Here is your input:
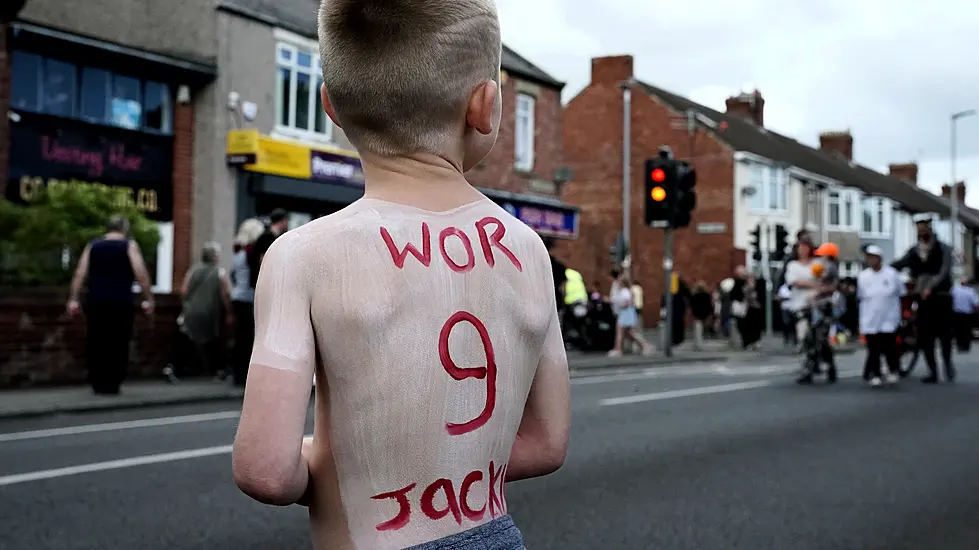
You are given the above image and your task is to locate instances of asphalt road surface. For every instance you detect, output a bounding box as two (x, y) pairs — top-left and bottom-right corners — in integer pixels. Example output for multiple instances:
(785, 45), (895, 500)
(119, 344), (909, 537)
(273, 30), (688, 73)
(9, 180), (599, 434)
(2, 352), (979, 550)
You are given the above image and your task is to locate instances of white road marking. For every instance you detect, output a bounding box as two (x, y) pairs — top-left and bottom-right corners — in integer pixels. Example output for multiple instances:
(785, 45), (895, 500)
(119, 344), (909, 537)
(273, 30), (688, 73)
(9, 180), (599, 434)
(600, 380), (773, 406)
(0, 432), (315, 486)
(0, 411), (241, 443)
(0, 445), (233, 487)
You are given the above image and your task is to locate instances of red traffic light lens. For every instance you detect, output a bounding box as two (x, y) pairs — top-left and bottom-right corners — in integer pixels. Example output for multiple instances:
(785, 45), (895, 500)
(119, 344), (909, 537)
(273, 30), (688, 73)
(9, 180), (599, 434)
(651, 168), (666, 182)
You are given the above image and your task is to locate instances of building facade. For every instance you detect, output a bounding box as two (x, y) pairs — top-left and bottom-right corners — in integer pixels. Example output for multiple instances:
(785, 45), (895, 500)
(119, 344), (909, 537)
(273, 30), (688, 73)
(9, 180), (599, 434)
(210, 0), (578, 254)
(3, 0), (218, 292)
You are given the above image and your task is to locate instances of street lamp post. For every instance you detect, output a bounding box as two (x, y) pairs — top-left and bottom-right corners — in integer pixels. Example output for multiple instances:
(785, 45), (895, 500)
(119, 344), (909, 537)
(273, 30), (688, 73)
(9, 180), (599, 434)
(950, 110), (976, 272)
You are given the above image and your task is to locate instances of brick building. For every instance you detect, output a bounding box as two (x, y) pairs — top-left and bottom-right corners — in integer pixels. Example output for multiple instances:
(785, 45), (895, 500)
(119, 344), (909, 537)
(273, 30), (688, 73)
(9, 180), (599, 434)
(557, 56), (738, 326)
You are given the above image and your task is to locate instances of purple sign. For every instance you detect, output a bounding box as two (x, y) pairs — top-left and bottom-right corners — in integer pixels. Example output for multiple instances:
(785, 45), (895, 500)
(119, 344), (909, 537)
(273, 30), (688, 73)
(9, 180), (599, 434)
(310, 150), (364, 187)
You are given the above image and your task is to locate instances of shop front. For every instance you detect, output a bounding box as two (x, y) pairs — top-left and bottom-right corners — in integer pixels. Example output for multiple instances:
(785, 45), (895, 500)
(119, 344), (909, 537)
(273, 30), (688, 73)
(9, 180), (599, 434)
(7, 110), (176, 291)
(226, 130), (580, 238)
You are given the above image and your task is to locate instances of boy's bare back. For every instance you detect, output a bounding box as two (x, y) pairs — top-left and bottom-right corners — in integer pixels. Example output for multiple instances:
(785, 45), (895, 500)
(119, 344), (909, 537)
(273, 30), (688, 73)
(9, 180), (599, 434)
(252, 198), (561, 548)
(233, 1), (569, 548)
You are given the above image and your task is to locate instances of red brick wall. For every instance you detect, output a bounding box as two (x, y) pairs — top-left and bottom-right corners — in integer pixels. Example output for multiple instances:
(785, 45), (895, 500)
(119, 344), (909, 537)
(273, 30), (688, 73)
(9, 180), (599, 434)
(466, 74), (563, 195)
(0, 21), (11, 199)
(0, 291), (181, 388)
(171, 96), (194, 286)
(556, 60), (736, 326)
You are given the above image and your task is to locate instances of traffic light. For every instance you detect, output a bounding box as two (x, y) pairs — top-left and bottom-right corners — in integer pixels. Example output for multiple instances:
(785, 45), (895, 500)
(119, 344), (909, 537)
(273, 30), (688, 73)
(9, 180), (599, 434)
(772, 224), (789, 262)
(750, 224), (762, 262)
(672, 161), (697, 228)
(644, 157), (675, 227)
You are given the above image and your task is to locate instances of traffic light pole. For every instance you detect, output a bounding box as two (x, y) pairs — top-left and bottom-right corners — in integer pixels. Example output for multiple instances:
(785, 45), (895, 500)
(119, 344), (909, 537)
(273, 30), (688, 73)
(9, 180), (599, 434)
(761, 223), (774, 339)
(663, 228), (674, 357)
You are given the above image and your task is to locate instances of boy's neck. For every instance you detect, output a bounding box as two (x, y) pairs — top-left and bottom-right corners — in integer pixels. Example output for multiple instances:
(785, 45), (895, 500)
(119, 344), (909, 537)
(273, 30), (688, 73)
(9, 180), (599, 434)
(360, 152), (485, 211)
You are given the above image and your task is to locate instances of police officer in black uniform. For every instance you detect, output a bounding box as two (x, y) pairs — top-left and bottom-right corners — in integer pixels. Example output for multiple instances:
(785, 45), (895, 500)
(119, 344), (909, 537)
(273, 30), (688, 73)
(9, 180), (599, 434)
(891, 215), (955, 383)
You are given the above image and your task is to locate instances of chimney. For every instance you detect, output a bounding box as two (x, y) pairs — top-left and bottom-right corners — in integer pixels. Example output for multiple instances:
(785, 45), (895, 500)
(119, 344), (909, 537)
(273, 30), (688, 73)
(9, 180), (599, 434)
(818, 131), (853, 160)
(724, 90), (764, 126)
(591, 55), (634, 86)
(888, 163), (919, 186)
(942, 182), (966, 203)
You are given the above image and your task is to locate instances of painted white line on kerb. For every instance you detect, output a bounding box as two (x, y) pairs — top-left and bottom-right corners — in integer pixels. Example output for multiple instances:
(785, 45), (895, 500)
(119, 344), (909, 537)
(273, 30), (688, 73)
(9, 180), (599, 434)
(600, 380), (773, 406)
(0, 411), (241, 443)
(0, 445), (233, 487)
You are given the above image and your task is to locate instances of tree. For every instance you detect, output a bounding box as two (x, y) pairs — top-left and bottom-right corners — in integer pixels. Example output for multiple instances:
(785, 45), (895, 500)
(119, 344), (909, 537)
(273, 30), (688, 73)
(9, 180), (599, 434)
(0, 184), (160, 287)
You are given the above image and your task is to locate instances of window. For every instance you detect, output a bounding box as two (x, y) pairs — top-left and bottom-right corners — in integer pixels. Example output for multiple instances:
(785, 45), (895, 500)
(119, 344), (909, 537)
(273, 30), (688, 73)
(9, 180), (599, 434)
(9, 50), (173, 134)
(860, 197), (891, 236)
(827, 189), (859, 230)
(143, 81), (172, 133)
(748, 162), (787, 212)
(276, 42), (331, 140)
(515, 94), (535, 171)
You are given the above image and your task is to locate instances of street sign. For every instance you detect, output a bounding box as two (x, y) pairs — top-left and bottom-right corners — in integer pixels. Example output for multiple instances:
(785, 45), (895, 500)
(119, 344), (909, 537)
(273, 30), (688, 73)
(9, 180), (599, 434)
(696, 222), (727, 234)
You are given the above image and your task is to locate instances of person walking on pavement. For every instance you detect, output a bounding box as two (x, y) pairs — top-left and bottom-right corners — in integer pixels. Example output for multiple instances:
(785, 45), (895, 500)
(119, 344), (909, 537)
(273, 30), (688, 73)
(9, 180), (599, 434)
(232, 2), (571, 548)
(248, 208), (290, 287)
(857, 246), (903, 387)
(66, 215), (154, 395)
(230, 218), (265, 386)
(950, 277), (978, 352)
(777, 283), (794, 347)
(175, 242), (232, 380)
(690, 281), (713, 349)
(731, 267), (762, 350)
(891, 215), (955, 383)
(608, 271), (654, 357)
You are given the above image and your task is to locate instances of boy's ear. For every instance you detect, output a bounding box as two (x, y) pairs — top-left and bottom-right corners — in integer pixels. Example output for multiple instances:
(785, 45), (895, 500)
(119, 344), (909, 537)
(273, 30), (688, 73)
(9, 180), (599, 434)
(321, 84), (342, 128)
(466, 80), (498, 136)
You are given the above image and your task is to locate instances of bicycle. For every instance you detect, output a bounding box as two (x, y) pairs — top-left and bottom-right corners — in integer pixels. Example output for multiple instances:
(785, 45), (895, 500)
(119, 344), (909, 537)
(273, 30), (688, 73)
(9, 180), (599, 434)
(894, 292), (920, 378)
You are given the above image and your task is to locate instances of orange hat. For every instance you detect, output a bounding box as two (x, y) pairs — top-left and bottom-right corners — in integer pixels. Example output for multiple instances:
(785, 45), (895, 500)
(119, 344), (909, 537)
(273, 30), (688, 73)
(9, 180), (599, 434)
(814, 242), (839, 257)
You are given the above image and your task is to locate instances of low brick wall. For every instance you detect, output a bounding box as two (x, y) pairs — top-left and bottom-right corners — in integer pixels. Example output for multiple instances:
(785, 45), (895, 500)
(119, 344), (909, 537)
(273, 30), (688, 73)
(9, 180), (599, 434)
(0, 289), (180, 388)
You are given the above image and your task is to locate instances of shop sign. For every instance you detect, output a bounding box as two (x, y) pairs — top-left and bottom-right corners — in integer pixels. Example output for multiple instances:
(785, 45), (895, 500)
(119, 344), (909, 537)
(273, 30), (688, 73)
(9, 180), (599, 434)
(7, 110), (174, 222)
(499, 200), (578, 239)
(310, 150), (364, 187)
(226, 130), (364, 187)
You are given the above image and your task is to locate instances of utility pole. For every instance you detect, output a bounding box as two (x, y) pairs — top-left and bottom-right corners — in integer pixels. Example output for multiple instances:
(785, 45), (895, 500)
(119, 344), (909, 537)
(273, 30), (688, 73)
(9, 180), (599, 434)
(950, 109), (975, 278)
(621, 83), (632, 253)
(661, 147), (675, 358)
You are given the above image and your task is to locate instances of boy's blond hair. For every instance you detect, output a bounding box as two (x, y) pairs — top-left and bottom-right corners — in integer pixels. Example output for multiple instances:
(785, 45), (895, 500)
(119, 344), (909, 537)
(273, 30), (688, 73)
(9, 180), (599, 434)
(318, 0), (501, 157)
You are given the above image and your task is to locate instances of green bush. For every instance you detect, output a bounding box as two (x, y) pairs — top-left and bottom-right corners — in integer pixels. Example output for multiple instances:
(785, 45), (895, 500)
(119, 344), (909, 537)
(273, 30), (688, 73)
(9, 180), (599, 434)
(0, 184), (160, 287)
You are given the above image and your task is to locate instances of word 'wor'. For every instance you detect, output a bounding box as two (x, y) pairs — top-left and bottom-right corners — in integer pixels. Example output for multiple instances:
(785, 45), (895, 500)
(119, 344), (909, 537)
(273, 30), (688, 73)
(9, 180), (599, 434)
(380, 217), (523, 272)
(371, 461), (508, 532)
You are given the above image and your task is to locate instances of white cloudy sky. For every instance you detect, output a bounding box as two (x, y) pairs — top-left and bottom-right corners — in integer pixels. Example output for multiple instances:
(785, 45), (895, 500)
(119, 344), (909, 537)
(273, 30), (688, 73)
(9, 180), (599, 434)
(497, 0), (979, 206)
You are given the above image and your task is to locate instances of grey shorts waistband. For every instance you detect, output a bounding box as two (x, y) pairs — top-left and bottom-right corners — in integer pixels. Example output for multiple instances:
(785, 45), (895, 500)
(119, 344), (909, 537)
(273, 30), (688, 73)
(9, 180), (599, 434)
(403, 516), (524, 550)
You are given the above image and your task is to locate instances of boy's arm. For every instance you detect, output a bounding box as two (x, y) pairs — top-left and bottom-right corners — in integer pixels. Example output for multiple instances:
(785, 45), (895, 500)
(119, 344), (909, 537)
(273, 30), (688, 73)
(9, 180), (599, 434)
(507, 262), (571, 482)
(233, 234), (317, 506)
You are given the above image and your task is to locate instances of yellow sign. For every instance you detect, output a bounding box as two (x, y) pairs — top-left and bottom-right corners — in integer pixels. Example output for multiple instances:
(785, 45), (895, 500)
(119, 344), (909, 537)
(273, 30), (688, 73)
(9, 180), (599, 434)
(247, 137), (311, 179)
(670, 273), (679, 294)
(226, 128), (259, 156)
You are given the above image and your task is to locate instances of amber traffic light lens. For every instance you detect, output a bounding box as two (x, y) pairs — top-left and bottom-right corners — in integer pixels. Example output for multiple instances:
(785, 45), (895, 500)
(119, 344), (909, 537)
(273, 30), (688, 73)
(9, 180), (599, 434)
(651, 168), (666, 182)
(651, 186), (666, 201)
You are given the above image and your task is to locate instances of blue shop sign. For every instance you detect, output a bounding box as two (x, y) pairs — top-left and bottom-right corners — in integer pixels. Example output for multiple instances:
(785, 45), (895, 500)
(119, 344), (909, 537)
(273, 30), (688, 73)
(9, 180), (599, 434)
(499, 200), (578, 238)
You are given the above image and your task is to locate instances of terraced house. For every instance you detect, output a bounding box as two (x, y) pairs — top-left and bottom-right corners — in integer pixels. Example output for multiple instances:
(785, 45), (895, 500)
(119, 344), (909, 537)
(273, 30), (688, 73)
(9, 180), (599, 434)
(560, 55), (978, 326)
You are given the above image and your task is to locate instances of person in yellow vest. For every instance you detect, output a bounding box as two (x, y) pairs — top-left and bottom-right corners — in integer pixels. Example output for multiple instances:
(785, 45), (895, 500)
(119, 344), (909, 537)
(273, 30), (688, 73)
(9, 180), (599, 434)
(564, 268), (588, 306)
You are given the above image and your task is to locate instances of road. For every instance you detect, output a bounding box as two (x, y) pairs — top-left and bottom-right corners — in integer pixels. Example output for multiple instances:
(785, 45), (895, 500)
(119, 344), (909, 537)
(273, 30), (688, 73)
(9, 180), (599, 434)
(2, 352), (979, 549)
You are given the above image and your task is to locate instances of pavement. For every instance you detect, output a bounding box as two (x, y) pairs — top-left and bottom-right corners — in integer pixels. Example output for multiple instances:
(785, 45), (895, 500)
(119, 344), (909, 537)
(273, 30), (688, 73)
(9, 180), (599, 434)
(0, 338), (856, 419)
(2, 351), (977, 549)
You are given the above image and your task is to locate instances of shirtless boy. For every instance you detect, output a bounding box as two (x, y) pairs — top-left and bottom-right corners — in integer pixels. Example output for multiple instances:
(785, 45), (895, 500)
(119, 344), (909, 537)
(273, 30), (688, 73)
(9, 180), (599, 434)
(231, 1), (571, 549)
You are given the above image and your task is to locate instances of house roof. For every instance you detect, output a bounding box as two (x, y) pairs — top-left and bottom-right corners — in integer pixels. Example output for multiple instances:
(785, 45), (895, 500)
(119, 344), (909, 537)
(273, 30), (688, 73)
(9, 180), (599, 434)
(634, 81), (979, 229)
(218, 0), (563, 89)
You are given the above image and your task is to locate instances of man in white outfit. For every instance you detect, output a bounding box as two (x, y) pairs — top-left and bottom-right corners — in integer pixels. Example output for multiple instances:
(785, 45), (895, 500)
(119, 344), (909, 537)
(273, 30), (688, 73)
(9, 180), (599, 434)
(857, 245), (904, 386)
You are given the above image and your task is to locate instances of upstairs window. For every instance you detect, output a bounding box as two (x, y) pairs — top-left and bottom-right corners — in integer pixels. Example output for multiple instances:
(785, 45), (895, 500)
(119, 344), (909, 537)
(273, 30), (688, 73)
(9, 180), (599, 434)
(276, 42), (330, 141)
(514, 93), (535, 171)
(748, 163), (787, 212)
(827, 189), (859, 230)
(11, 50), (172, 134)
